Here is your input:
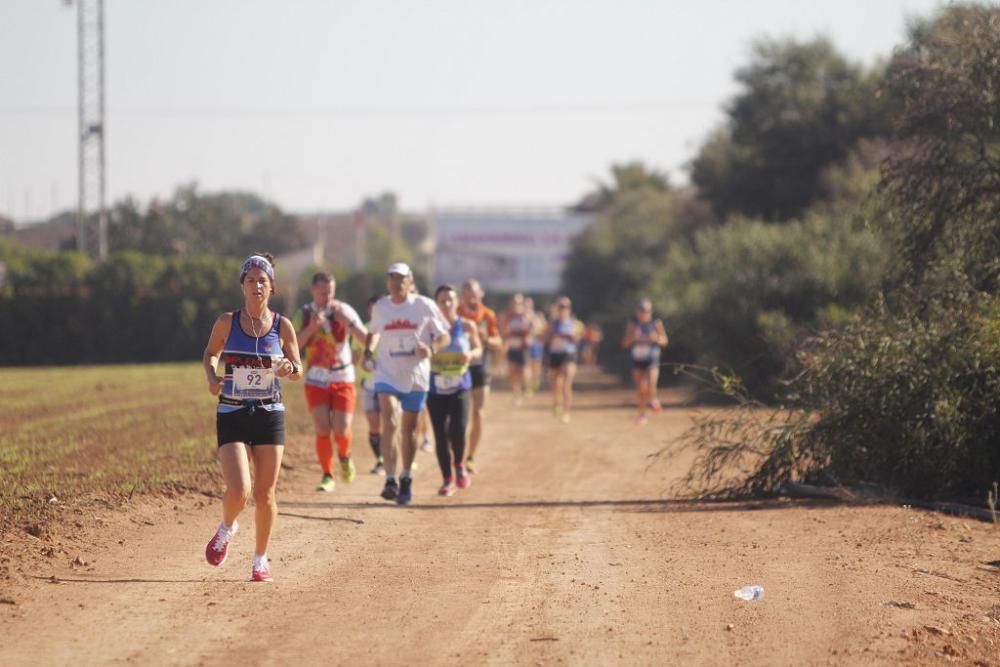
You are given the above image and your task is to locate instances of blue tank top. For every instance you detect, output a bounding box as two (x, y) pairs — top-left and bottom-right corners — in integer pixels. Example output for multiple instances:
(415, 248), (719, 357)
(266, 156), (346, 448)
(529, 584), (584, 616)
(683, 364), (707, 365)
(218, 310), (285, 413)
(550, 318), (578, 356)
(430, 317), (472, 395)
(630, 319), (661, 362)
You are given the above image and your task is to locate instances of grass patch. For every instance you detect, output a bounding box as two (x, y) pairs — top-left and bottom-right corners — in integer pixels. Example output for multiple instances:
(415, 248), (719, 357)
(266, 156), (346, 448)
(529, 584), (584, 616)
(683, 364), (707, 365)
(0, 363), (251, 537)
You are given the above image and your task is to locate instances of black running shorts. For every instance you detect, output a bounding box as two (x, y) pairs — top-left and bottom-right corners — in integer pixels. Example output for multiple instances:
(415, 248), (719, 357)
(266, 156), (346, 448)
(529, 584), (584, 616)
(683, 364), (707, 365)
(506, 348), (528, 366)
(216, 407), (286, 447)
(469, 364), (490, 389)
(548, 352), (577, 370)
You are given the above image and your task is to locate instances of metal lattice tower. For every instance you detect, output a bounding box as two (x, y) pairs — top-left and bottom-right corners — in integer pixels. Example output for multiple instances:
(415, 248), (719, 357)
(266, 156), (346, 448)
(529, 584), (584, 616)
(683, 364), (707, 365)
(74, 0), (107, 258)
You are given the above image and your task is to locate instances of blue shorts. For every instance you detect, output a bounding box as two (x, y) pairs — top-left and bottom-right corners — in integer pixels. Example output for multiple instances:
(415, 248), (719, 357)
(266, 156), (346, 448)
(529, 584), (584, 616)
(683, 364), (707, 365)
(374, 382), (428, 413)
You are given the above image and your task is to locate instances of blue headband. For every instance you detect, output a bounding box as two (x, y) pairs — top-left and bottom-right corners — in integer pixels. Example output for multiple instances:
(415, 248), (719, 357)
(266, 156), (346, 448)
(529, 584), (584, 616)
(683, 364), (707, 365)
(241, 255), (274, 281)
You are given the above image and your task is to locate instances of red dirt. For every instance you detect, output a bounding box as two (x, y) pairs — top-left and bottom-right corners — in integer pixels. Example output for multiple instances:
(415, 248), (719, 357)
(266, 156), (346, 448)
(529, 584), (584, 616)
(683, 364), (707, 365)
(1, 374), (999, 665)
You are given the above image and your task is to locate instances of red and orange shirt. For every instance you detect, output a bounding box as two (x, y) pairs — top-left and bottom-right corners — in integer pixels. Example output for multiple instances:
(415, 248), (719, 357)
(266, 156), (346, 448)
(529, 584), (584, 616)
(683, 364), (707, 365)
(294, 301), (362, 386)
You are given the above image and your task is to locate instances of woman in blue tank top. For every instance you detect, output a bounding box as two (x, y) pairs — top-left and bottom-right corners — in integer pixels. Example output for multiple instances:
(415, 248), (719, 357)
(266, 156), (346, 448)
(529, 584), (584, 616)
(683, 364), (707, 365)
(621, 298), (669, 424)
(545, 296), (582, 424)
(201, 252), (303, 583)
(428, 284), (483, 496)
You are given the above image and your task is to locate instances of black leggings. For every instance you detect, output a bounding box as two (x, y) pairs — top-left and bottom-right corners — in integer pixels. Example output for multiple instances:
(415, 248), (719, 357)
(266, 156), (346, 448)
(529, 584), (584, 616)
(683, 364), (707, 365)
(427, 390), (470, 480)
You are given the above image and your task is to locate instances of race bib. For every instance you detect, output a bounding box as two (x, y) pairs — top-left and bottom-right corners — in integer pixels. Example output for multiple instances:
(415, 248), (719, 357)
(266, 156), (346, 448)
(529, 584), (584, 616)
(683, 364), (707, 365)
(550, 337), (569, 353)
(631, 344), (653, 361)
(232, 367), (275, 399)
(507, 337), (524, 350)
(305, 366), (335, 385)
(434, 374), (465, 391)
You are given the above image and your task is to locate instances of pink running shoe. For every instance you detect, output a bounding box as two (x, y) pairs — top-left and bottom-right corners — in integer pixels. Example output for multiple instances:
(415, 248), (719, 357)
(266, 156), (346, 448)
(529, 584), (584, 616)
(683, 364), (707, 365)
(438, 478), (456, 496)
(455, 465), (471, 490)
(251, 557), (272, 582)
(205, 520), (237, 567)
(649, 399), (663, 413)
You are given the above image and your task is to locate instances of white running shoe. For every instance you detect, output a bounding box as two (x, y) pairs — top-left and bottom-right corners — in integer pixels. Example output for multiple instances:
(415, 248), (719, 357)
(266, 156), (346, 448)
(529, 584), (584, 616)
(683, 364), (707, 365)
(251, 554), (272, 582)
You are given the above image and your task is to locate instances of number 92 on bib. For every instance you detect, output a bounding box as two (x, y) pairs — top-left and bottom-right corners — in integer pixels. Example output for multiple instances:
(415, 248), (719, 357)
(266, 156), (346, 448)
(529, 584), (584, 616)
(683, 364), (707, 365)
(232, 367), (276, 398)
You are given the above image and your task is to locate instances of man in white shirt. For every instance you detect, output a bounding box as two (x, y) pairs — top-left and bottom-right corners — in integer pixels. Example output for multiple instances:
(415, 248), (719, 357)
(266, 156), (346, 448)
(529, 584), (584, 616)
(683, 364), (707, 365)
(363, 262), (450, 504)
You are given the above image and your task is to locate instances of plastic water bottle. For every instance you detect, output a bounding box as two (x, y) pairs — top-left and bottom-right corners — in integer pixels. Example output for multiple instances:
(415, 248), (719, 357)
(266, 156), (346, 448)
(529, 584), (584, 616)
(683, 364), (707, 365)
(734, 585), (764, 601)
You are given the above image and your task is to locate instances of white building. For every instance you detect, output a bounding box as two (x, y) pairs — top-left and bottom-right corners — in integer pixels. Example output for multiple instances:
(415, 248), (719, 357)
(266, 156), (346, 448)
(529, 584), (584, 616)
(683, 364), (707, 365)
(430, 207), (593, 294)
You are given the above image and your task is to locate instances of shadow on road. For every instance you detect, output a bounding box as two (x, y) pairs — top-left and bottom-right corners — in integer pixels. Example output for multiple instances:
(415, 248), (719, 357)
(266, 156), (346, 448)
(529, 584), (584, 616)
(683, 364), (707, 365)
(30, 576), (243, 584)
(279, 512), (364, 524)
(280, 497), (840, 514)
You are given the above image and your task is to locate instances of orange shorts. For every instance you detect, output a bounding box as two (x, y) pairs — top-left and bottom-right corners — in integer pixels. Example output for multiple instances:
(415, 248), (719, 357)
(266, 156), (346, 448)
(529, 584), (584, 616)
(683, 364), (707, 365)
(305, 381), (356, 413)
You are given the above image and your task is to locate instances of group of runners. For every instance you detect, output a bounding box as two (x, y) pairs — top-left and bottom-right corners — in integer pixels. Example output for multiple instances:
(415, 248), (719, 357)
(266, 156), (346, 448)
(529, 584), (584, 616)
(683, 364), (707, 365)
(200, 254), (669, 581)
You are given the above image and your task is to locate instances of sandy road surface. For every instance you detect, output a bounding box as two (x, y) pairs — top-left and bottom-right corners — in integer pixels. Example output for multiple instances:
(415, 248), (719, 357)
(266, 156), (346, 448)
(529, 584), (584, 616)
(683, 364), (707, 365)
(1, 372), (999, 665)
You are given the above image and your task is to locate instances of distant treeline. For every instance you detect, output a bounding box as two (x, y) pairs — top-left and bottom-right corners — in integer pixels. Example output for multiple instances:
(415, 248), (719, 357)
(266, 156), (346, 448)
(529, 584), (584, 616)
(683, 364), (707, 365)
(0, 187), (426, 365)
(0, 186), (309, 364)
(0, 247), (249, 365)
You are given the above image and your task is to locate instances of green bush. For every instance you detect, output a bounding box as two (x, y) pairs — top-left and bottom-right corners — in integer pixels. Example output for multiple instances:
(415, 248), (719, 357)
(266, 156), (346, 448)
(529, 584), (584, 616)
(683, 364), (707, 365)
(656, 214), (885, 398)
(0, 248), (242, 365)
(798, 289), (1000, 498)
(678, 5), (1000, 502)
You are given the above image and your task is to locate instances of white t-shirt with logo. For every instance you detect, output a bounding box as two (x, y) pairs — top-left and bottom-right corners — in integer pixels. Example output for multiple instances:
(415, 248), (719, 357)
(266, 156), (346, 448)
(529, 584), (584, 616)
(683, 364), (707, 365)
(370, 294), (450, 392)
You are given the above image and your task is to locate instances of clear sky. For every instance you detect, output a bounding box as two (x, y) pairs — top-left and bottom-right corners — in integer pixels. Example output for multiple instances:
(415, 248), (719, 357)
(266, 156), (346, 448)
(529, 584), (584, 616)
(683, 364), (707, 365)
(1, 0), (947, 222)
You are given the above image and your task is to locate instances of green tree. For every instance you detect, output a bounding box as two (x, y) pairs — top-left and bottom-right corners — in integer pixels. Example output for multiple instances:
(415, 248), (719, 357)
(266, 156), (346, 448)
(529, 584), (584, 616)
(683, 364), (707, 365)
(690, 37), (891, 222)
(563, 165), (710, 318)
(561, 164), (714, 374)
(107, 183), (309, 258)
(879, 3), (1000, 292)
(659, 214), (885, 397)
(682, 4), (1000, 500)
(571, 162), (672, 213)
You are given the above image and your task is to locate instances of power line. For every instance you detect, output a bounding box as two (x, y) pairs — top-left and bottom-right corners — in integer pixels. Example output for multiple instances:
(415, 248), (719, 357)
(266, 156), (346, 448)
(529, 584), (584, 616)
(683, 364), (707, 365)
(0, 100), (712, 119)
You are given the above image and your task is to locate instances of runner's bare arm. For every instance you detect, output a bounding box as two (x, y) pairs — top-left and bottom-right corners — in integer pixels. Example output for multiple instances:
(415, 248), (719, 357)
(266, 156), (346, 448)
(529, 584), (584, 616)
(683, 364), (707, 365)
(485, 314), (503, 352)
(422, 330), (451, 357)
(202, 313), (232, 395)
(622, 321), (636, 348)
(348, 319), (369, 345)
(655, 320), (669, 347)
(295, 309), (325, 348)
(464, 318), (483, 363)
(278, 316), (303, 380)
(363, 331), (380, 367)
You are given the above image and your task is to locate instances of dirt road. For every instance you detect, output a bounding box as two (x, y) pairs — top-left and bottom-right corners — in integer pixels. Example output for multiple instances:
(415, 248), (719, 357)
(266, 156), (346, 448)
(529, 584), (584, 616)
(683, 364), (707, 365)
(1, 373), (998, 665)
